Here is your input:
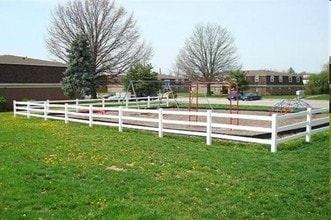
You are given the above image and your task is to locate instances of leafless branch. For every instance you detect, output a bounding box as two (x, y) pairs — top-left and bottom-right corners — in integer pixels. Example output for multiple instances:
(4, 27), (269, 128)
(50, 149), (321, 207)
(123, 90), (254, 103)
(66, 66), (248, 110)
(176, 23), (239, 83)
(46, 0), (152, 80)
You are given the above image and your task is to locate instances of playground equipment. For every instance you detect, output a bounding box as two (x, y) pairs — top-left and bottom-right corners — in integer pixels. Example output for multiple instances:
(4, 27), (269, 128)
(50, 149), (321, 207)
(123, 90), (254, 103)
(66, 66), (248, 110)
(124, 80), (139, 108)
(160, 80), (179, 108)
(125, 79), (179, 109)
(188, 81), (239, 124)
(271, 98), (312, 114)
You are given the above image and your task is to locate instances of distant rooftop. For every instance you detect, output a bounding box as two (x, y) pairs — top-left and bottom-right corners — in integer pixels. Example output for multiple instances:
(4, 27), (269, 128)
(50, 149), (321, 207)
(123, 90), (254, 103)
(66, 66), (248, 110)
(0, 55), (67, 67)
(245, 70), (294, 76)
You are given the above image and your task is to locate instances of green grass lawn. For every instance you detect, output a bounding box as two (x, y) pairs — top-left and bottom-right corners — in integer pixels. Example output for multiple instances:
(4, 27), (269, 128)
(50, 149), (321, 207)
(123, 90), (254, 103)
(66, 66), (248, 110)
(0, 113), (329, 219)
(305, 94), (329, 100)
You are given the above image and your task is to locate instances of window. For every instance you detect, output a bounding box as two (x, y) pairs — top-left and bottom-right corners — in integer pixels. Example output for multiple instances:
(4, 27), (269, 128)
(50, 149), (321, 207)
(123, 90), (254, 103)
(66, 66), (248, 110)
(296, 76), (300, 83)
(270, 75), (274, 82)
(254, 75), (259, 82)
(278, 76), (283, 83)
(289, 76), (292, 83)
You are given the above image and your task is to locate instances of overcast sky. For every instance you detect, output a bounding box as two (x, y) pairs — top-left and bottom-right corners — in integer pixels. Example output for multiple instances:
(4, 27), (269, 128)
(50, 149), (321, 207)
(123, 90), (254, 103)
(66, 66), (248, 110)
(0, 0), (329, 74)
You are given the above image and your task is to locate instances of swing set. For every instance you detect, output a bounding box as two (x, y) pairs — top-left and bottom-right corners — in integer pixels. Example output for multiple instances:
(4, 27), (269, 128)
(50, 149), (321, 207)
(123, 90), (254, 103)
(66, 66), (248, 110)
(125, 79), (179, 109)
(188, 81), (239, 124)
(125, 79), (239, 124)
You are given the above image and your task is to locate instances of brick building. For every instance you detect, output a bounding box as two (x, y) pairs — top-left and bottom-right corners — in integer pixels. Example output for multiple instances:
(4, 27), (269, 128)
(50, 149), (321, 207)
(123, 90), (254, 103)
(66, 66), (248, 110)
(245, 70), (304, 95)
(0, 55), (67, 109)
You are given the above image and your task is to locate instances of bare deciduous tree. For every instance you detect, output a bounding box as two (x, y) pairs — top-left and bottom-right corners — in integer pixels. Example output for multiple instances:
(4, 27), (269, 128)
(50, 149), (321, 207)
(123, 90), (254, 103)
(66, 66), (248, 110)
(176, 23), (239, 95)
(46, 0), (152, 85)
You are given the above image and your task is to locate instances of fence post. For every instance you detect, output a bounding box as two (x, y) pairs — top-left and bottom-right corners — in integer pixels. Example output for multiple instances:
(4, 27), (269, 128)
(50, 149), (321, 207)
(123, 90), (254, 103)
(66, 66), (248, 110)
(206, 110), (212, 145)
(44, 101), (47, 120)
(27, 102), (30, 119)
(65, 103), (68, 124)
(158, 108), (163, 138)
(271, 113), (278, 153)
(102, 98), (105, 108)
(306, 108), (312, 142)
(126, 95), (129, 109)
(118, 106), (123, 132)
(46, 99), (50, 113)
(13, 100), (16, 117)
(89, 105), (93, 127)
(75, 98), (79, 112)
(147, 96), (151, 108)
(166, 96), (169, 107)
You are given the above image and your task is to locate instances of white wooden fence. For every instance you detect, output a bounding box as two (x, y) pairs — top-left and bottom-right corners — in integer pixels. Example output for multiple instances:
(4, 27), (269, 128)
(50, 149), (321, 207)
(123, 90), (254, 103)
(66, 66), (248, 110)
(42, 96), (174, 109)
(13, 100), (329, 153)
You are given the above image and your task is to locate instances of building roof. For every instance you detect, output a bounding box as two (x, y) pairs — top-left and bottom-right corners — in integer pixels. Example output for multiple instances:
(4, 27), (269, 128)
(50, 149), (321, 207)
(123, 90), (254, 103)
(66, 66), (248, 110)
(245, 70), (294, 77)
(0, 55), (67, 67)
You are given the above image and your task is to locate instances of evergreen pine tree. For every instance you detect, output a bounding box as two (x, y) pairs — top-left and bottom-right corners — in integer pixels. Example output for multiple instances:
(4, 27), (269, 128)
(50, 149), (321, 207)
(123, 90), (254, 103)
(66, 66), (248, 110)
(62, 34), (99, 99)
(287, 67), (296, 75)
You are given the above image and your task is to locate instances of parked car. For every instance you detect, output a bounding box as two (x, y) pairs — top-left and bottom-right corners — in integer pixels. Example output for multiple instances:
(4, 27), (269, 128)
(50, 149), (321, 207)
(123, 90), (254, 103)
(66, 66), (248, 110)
(227, 93), (242, 100)
(241, 93), (262, 101)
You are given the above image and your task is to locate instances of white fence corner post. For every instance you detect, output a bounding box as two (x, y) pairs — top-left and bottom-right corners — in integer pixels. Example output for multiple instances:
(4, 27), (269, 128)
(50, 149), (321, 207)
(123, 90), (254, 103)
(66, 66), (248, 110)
(89, 105), (93, 127)
(206, 110), (212, 145)
(44, 101), (48, 120)
(306, 108), (312, 142)
(102, 98), (105, 108)
(118, 106), (123, 132)
(27, 102), (30, 119)
(271, 113), (278, 153)
(158, 108), (163, 138)
(13, 100), (16, 117)
(147, 96), (151, 108)
(64, 103), (68, 124)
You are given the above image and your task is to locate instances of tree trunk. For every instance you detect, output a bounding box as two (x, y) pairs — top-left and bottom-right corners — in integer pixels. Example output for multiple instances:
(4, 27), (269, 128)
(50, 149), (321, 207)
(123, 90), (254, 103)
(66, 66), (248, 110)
(207, 84), (212, 96)
(91, 89), (98, 99)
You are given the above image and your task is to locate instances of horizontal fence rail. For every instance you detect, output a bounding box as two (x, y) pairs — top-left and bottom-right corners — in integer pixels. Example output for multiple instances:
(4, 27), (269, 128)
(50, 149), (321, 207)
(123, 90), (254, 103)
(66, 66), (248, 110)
(13, 99), (329, 153)
(46, 96), (173, 109)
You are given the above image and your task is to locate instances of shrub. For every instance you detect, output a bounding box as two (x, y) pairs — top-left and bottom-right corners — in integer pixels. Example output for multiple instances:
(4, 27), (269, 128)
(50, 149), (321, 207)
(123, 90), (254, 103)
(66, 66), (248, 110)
(304, 71), (328, 95)
(122, 63), (161, 97)
(0, 95), (6, 112)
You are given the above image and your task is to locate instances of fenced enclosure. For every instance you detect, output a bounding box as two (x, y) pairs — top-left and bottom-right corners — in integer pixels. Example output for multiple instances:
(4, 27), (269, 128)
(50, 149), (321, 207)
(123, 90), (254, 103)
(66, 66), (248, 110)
(13, 98), (329, 153)
(35, 95), (176, 109)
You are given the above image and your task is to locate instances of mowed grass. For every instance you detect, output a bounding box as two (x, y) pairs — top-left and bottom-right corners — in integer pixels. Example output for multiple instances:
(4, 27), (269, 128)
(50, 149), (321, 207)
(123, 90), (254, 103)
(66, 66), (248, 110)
(0, 113), (329, 219)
